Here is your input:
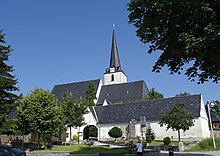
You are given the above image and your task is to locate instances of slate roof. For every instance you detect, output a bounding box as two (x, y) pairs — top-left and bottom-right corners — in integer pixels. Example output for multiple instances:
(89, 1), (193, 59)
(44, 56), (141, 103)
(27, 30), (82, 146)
(96, 80), (149, 105)
(210, 111), (220, 123)
(93, 94), (201, 124)
(109, 28), (121, 71)
(52, 79), (101, 101)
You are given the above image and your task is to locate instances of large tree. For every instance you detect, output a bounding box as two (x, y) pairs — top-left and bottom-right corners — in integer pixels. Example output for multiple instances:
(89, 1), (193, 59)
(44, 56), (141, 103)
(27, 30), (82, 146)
(60, 91), (87, 140)
(127, 0), (220, 84)
(146, 88), (164, 100)
(159, 103), (194, 142)
(0, 30), (18, 129)
(16, 88), (65, 147)
(60, 83), (96, 140)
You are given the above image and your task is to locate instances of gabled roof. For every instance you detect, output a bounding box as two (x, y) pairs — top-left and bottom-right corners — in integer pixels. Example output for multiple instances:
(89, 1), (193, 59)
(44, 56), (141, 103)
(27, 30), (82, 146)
(52, 79), (101, 101)
(96, 80), (149, 105)
(93, 94), (201, 124)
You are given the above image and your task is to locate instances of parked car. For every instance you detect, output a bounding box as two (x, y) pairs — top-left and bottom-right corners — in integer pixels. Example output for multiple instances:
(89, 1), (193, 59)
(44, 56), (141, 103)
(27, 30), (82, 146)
(0, 146), (26, 156)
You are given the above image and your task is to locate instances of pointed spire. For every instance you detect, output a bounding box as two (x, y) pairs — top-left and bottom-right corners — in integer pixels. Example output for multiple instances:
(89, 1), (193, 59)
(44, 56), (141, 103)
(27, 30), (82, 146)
(109, 25), (121, 71)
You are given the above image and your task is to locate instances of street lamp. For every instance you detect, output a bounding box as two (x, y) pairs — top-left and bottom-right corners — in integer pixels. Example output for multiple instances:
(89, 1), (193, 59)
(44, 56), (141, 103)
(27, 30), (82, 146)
(207, 102), (216, 149)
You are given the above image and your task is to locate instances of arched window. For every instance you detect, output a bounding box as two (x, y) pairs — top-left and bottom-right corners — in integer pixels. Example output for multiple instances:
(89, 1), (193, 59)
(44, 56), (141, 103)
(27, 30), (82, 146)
(111, 74), (114, 81)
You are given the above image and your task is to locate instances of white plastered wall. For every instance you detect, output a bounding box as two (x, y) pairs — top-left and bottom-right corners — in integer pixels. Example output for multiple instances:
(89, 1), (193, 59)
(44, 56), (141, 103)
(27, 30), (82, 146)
(66, 109), (97, 142)
(97, 123), (128, 141)
(104, 72), (127, 85)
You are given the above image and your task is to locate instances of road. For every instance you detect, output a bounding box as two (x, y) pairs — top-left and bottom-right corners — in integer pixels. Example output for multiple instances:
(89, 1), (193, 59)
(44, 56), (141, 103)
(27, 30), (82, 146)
(160, 151), (220, 156)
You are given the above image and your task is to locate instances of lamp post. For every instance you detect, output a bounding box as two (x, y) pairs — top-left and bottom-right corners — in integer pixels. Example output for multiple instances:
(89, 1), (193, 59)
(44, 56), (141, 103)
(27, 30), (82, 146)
(207, 102), (216, 149)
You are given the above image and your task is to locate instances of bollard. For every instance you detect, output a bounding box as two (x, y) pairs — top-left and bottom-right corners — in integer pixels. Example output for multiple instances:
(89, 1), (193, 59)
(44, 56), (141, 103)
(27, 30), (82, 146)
(168, 147), (174, 156)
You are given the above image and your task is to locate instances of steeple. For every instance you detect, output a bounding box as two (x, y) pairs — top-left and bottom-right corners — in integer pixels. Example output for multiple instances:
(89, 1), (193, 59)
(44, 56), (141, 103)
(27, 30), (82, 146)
(104, 25), (127, 85)
(109, 26), (121, 71)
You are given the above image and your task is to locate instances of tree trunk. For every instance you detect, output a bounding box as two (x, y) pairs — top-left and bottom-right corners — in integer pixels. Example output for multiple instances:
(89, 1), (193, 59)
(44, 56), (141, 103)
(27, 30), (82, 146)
(178, 129), (180, 142)
(69, 126), (72, 144)
(38, 133), (40, 149)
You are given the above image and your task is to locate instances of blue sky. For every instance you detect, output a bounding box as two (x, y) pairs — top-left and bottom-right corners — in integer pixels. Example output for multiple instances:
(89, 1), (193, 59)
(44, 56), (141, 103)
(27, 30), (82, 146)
(1, 0), (219, 103)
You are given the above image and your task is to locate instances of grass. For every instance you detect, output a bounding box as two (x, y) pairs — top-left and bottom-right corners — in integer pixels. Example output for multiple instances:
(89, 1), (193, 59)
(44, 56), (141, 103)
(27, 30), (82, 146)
(148, 140), (178, 146)
(34, 144), (134, 154)
(187, 137), (220, 151)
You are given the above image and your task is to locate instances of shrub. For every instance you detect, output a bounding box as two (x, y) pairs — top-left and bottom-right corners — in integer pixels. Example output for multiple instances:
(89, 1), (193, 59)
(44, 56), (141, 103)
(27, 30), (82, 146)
(146, 135), (152, 144)
(108, 127), (122, 141)
(73, 134), (78, 140)
(89, 126), (98, 137)
(163, 137), (171, 145)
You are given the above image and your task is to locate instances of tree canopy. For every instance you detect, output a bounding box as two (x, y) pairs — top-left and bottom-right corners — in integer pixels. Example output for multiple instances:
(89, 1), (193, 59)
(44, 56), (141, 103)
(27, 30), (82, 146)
(159, 103), (194, 141)
(60, 91), (87, 128)
(127, 0), (220, 84)
(85, 82), (97, 106)
(0, 30), (18, 129)
(16, 88), (65, 146)
(146, 88), (164, 99)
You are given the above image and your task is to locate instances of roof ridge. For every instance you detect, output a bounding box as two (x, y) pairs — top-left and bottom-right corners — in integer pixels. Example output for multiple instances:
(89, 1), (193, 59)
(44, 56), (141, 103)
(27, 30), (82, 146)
(53, 79), (101, 86)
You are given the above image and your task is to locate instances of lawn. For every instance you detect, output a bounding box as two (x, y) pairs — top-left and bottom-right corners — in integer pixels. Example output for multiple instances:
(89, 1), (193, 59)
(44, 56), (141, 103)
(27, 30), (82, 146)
(187, 137), (220, 151)
(35, 144), (134, 154)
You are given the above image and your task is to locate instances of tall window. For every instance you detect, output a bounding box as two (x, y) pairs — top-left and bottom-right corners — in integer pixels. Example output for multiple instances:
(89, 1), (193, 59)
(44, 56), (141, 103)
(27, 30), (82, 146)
(111, 74), (114, 81)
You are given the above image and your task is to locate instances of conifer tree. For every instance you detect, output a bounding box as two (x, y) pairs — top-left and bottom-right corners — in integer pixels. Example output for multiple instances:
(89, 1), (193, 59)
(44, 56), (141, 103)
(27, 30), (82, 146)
(85, 82), (96, 106)
(0, 30), (18, 129)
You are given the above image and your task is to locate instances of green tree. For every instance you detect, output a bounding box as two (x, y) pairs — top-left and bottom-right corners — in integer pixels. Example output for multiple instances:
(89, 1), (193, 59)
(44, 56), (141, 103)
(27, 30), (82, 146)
(0, 30), (19, 130)
(86, 82), (97, 106)
(16, 88), (65, 147)
(145, 124), (155, 141)
(60, 91), (87, 141)
(159, 103), (194, 142)
(175, 92), (190, 97)
(127, 0), (220, 84)
(108, 127), (122, 142)
(146, 88), (164, 100)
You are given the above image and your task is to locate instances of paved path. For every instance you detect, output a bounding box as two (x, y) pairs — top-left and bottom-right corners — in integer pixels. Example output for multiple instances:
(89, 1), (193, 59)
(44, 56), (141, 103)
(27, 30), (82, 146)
(160, 150), (220, 156)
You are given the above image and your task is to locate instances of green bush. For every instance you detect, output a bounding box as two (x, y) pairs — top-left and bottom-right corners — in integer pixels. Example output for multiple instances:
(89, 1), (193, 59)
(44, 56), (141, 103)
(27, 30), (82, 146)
(73, 134), (78, 140)
(187, 137), (220, 151)
(146, 135), (152, 143)
(89, 126), (98, 137)
(108, 127), (122, 141)
(163, 137), (171, 145)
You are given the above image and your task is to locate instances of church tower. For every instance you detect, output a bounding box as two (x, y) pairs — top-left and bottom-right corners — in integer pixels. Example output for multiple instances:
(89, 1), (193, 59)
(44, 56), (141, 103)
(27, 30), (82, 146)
(104, 26), (127, 85)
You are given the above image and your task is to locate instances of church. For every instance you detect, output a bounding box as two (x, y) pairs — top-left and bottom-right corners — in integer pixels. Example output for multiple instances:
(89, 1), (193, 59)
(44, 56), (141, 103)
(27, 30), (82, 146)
(52, 28), (210, 142)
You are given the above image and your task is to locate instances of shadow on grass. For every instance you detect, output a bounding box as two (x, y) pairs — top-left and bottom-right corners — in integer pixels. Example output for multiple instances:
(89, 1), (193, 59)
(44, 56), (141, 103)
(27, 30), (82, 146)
(70, 146), (133, 154)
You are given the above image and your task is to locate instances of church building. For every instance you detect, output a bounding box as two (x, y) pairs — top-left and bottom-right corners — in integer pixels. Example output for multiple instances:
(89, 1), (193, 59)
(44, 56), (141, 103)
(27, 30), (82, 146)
(52, 27), (210, 142)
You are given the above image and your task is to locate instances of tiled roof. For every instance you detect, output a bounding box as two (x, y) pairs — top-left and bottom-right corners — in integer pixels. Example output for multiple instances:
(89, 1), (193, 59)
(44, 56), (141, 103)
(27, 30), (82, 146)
(52, 79), (101, 101)
(94, 94), (201, 124)
(96, 80), (149, 105)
